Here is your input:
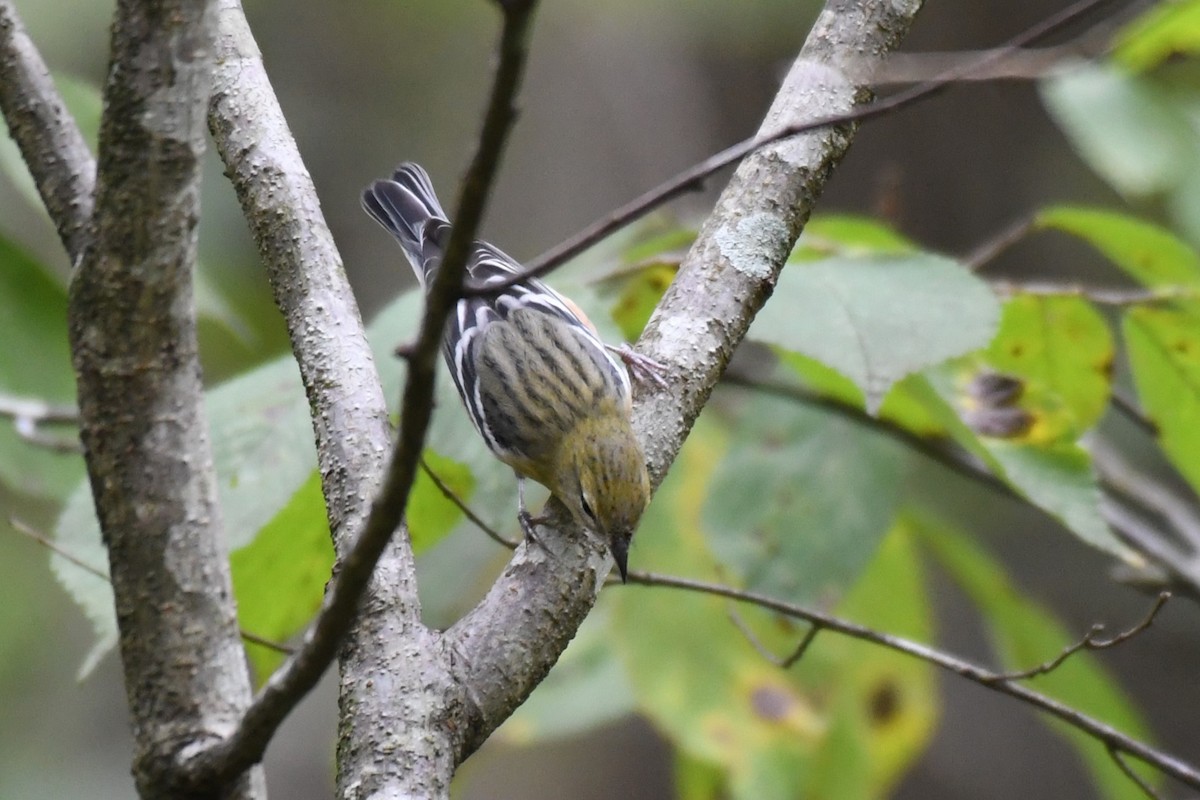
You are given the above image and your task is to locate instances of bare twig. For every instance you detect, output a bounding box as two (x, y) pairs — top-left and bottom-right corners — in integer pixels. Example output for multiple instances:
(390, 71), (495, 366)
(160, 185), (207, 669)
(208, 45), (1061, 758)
(238, 631), (294, 656)
(0, 394), (78, 424)
(990, 280), (1191, 306)
(984, 592), (1169, 683)
(0, 394), (81, 452)
(728, 606), (819, 669)
(1111, 386), (1158, 436)
(465, 0), (1117, 295)
(626, 570), (1200, 792)
(1100, 496), (1200, 601)
(720, 371), (1013, 498)
(10, 516), (293, 656)
(420, 458), (518, 549)
(10, 515), (107, 580)
(963, 216), (1035, 271)
(0, 0), (95, 260)
(1109, 744), (1164, 800)
(1094, 437), (1200, 553)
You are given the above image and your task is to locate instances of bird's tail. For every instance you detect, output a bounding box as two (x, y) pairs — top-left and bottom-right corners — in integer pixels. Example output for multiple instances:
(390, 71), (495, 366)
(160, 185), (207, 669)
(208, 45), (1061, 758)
(362, 162), (450, 288)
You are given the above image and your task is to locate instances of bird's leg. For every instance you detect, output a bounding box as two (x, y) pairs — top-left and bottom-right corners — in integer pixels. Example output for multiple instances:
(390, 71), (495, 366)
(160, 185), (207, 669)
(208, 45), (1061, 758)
(516, 474), (548, 545)
(608, 343), (669, 389)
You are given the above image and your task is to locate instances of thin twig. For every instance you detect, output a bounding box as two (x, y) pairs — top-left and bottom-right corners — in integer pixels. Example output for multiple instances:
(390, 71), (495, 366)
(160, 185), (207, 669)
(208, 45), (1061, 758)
(728, 606), (819, 669)
(180, 0), (540, 787)
(1111, 387), (1158, 436)
(465, 0), (1117, 295)
(10, 515), (107, 580)
(872, 0), (1148, 85)
(0, 395), (82, 452)
(984, 592), (1169, 683)
(963, 216), (1036, 271)
(10, 516), (293, 655)
(1094, 437), (1200, 553)
(0, 395), (79, 424)
(1109, 744), (1164, 800)
(990, 280), (1191, 306)
(0, 0), (95, 260)
(625, 570), (1200, 792)
(1100, 496), (1200, 602)
(239, 631), (294, 656)
(720, 371), (1014, 498)
(420, 458), (518, 549)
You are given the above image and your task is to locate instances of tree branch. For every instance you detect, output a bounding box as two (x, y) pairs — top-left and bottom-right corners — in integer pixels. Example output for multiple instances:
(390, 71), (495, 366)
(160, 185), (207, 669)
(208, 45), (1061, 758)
(982, 591), (1169, 683)
(444, 0), (925, 764)
(0, 392), (81, 452)
(10, 515), (293, 655)
(627, 571), (1200, 792)
(207, 0), (392, 556)
(466, 0), (1116, 294)
(66, 0), (263, 796)
(0, 0), (95, 260)
(176, 0), (541, 793)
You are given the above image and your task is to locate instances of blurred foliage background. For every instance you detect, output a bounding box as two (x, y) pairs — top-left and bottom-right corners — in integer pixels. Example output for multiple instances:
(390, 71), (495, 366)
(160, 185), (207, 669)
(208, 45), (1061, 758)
(3, 0), (1200, 798)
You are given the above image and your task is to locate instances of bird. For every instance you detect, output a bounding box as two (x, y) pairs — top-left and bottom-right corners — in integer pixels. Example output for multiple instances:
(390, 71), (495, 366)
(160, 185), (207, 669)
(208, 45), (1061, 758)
(362, 162), (658, 580)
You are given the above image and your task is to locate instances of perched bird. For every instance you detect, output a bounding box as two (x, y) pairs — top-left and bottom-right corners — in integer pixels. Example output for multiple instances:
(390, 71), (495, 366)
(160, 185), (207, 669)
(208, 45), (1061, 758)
(362, 163), (656, 580)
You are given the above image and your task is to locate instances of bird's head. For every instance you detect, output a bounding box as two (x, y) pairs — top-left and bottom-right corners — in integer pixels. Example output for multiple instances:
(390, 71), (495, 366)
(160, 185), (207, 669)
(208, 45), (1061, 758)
(553, 412), (651, 581)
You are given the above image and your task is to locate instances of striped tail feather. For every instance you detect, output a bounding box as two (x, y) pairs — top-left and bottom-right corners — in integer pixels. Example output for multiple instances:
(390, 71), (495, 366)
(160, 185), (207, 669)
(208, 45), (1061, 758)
(362, 162), (450, 287)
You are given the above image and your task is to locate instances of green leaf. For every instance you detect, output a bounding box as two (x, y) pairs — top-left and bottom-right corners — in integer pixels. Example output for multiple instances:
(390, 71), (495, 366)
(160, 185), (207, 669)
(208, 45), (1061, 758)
(674, 751), (727, 800)
(1036, 205), (1200, 289)
(777, 352), (976, 444)
(983, 294), (1114, 440)
(917, 516), (1157, 800)
(205, 357), (320, 550)
(794, 214), (917, 259)
(231, 472), (332, 682)
(751, 253), (1000, 413)
(612, 419), (936, 800)
(988, 441), (1129, 559)
(799, 518), (937, 797)
(1041, 63), (1197, 197)
(609, 262), (677, 342)
(1124, 305), (1200, 494)
(703, 394), (907, 605)
(1114, 0), (1200, 71)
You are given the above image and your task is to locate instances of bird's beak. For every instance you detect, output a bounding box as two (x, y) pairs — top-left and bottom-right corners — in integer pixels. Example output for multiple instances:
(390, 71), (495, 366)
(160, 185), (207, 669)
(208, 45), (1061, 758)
(610, 536), (629, 583)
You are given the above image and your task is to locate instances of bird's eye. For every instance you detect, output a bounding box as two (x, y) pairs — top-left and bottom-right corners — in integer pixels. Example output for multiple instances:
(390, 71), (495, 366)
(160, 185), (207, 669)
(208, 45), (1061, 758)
(580, 493), (596, 522)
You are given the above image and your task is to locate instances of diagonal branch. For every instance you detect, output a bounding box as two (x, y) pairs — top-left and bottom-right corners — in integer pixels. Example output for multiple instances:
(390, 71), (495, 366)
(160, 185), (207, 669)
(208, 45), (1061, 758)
(466, 0), (1117, 295)
(208, 0), (392, 554)
(0, 0), (95, 260)
(178, 0), (541, 793)
(445, 0), (925, 763)
(628, 571), (1200, 792)
(983, 591), (1170, 683)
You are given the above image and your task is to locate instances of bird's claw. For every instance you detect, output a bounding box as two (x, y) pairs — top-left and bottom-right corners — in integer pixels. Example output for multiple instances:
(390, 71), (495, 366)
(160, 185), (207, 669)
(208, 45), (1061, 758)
(610, 343), (669, 389)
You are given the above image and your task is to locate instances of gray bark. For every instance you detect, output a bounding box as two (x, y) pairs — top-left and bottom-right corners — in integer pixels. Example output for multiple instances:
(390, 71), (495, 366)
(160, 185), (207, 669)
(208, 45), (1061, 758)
(67, 0), (264, 797)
